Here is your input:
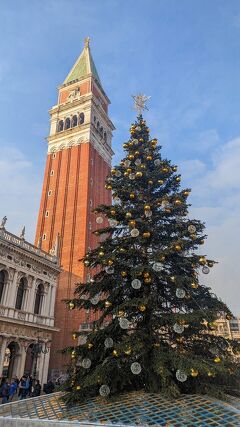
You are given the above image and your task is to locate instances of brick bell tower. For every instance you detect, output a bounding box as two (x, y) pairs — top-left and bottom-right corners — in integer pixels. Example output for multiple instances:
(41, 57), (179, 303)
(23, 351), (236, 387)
(35, 38), (114, 373)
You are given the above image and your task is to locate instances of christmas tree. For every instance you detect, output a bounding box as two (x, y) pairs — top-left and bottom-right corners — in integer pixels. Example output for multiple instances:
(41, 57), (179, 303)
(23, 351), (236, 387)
(64, 108), (240, 403)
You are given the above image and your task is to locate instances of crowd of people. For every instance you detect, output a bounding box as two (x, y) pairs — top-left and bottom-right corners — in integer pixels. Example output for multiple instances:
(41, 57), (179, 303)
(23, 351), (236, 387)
(0, 376), (55, 404)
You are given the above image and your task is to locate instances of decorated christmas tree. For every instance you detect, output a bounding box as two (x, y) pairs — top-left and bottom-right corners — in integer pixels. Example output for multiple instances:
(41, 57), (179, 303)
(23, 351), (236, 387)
(64, 98), (239, 403)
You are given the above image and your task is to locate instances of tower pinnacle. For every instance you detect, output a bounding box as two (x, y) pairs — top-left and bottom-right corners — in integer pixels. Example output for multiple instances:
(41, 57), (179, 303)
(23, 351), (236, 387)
(63, 37), (101, 85)
(84, 36), (90, 48)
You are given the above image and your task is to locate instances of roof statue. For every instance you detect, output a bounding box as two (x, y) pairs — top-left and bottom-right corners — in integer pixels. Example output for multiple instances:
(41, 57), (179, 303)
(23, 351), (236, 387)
(20, 226), (25, 240)
(132, 93), (151, 114)
(63, 37), (101, 85)
(0, 216), (7, 229)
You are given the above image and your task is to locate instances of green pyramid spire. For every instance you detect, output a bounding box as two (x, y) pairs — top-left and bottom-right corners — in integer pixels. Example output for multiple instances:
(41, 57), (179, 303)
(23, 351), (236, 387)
(63, 37), (101, 85)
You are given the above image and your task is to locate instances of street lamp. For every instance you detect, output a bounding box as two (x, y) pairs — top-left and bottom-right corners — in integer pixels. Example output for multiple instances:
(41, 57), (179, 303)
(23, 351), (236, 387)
(23, 338), (51, 380)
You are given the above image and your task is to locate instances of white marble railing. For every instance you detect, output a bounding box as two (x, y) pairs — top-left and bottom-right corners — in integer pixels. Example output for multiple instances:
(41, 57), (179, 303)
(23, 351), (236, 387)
(0, 229), (58, 264)
(0, 305), (54, 327)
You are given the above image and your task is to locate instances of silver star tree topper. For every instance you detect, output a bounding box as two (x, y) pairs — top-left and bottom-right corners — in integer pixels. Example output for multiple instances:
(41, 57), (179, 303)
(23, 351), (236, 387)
(132, 94), (151, 114)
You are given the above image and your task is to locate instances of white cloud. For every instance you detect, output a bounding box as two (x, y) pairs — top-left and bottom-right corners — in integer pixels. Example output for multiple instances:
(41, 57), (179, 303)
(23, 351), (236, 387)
(0, 145), (41, 242)
(185, 136), (240, 315)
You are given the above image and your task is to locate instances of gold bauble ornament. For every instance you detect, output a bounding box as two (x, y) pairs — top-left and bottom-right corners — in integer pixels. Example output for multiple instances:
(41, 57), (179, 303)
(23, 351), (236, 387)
(172, 166), (178, 172)
(174, 199), (182, 205)
(226, 314), (232, 320)
(118, 310), (125, 317)
(134, 150), (140, 155)
(148, 180), (153, 185)
(130, 193), (135, 199)
(159, 255), (165, 261)
(110, 209), (116, 216)
(162, 167), (169, 173)
(139, 138), (144, 142)
(129, 220), (136, 227)
(199, 240), (205, 245)
(130, 130), (135, 135)
(191, 282), (198, 289)
(140, 164), (146, 169)
(121, 271), (127, 277)
(146, 155), (152, 161)
(72, 333), (77, 340)
(119, 248), (126, 253)
(143, 231), (151, 238)
(207, 371), (214, 377)
(105, 301), (112, 308)
(124, 348), (132, 355)
(76, 385), (81, 390)
(154, 343), (160, 347)
(175, 244), (182, 251)
(111, 169), (116, 175)
(126, 168), (132, 173)
(136, 171), (143, 178)
(99, 251), (105, 257)
(139, 304), (146, 312)
(71, 350), (76, 358)
(190, 234), (197, 240)
(128, 154), (134, 160)
(128, 142), (133, 147)
(108, 259), (114, 266)
(183, 190), (190, 197)
(214, 357), (221, 363)
(105, 184), (112, 190)
(199, 256), (206, 265)
(190, 369), (199, 377)
(144, 277), (152, 284)
(112, 349), (118, 356)
(144, 205), (151, 211)
(143, 272), (149, 278)
(158, 179), (164, 185)
(69, 301), (75, 310)
(176, 177), (181, 182)
(84, 260), (90, 266)
(170, 276), (176, 282)
(126, 212), (132, 218)
(207, 261), (214, 267)
(124, 171), (129, 177)
(123, 143), (128, 149)
(87, 343), (93, 349)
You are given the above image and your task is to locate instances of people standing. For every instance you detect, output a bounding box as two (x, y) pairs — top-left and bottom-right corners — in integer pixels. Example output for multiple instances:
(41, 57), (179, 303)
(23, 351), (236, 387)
(32, 380), (41, 397)
(0, 378), (9, 404)
(9, 379), (18, 401)
(18, 376), (28, 400)
(43, 379), (55, 394)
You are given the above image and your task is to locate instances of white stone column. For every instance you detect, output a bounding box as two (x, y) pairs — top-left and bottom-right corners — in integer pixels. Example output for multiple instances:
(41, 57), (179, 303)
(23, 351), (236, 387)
(28, 277), (37, 313)
(40, 349), (50, 385)
(7, 270), (18, 307)
(0, 337), (8, 376)
(50, 286), (57, 317)
(17, 345), (27, 378)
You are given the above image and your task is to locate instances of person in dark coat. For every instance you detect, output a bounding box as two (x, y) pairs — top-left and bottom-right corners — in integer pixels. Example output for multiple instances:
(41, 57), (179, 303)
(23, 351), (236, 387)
(0, 378), (9, 404)
(43, 379), (55, 394)
(32, 380), (41, 397)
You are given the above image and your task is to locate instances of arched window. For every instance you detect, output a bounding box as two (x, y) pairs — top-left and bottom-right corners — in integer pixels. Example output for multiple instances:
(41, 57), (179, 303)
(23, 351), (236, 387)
(97, 121), (100, 130)
(79, 113), (84, 125)
(72, 115), (78, 127)
(0, 271), (6, 303)
(100, 126), (103, 136)
(104, 132), (107, 144)
(15, 278), (26, 310)
(34, 283), (44, 315)
(57, 120), (64, 132)
(65, 118), (71, 130)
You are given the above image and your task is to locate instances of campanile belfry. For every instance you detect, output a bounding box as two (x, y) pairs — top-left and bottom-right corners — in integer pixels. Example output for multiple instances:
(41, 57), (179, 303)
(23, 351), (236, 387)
(35, 38), (114, 372)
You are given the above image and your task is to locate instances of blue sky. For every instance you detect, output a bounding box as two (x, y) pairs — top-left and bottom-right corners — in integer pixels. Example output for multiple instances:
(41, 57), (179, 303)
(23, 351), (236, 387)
(0, 0), (240, 313)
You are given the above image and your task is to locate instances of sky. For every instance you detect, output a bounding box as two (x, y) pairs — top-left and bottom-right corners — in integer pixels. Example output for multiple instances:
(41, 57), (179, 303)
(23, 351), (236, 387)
(0, 0), (240, 314)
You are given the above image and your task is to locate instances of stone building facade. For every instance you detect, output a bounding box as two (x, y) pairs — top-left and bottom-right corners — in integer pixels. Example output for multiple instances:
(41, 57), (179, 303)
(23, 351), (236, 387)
(0, 223), (60, 384)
